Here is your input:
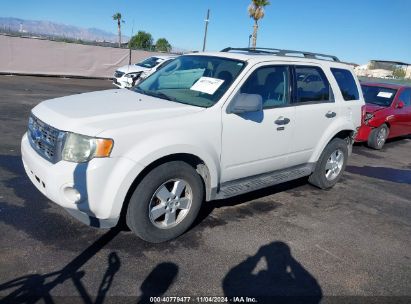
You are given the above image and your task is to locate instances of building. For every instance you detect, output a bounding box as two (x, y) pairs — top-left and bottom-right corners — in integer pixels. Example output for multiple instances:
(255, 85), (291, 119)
(354, 60), (410, 79)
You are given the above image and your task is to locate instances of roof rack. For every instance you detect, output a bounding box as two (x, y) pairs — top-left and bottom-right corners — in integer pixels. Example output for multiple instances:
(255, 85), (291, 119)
(221, 47), (340, 62)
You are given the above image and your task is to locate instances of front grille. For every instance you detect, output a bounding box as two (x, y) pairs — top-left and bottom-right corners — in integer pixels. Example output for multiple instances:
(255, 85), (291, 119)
(114, 70), (125, 78)
(28, 114), (64, 163)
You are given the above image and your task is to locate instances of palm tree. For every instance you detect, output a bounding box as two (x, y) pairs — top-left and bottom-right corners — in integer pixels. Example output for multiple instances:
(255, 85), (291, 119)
(248, 0), (270, 49)
(112, 12), (124, 47)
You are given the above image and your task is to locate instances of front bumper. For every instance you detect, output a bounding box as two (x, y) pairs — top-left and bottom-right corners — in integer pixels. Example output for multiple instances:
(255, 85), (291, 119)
(355, 124), (373, 142)
(113, 73), (142, 89)
(21, 133), (143, 228)
(113, 77), (131, 89)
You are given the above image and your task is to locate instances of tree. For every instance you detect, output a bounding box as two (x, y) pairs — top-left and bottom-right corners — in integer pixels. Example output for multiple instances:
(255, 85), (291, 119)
(112, 12), (124, 47)
(128, 31), (154, 50)
(393, 67), (406, 79)
(155, 38), (172, 52)
(367, 61), (376, 70)
(248, 0), (270, 49)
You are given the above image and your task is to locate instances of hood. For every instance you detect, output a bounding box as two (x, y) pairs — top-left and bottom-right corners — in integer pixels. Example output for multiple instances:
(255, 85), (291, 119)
(116, 65), (148, 74)
(32, 89), (204, 136)
(364, 103), (387, 113)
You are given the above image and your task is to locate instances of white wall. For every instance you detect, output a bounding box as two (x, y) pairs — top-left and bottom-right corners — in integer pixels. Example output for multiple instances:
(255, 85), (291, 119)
(0, 35), (169, 78)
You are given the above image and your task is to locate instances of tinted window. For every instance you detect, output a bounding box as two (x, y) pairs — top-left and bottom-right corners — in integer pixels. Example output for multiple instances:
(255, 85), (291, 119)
(361, 85), (397, 107)
(399, 89), (411, 107)
(240, 66), (290, 108)
(295, 66), (330, 103)
(331, 68), (359, 101)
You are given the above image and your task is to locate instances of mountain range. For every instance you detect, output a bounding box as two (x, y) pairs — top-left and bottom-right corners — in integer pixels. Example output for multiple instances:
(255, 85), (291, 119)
(0, 17), (128, 42)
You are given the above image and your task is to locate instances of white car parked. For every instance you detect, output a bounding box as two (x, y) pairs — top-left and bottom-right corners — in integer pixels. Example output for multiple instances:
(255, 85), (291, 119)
(113, 55), (176, 88)
(22, 47), (364, 243)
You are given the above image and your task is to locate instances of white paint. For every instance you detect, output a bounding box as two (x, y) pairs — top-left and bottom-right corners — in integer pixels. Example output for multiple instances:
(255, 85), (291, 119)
(22, 51), (364, 230)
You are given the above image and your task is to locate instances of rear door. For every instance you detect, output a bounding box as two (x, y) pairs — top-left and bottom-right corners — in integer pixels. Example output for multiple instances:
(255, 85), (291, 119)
(396, 88), (411, 134)
(288, 64), (339, 166)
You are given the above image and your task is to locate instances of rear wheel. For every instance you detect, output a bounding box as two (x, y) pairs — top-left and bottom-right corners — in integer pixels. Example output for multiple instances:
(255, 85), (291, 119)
(367, 124), (389, 150)
(309, 138), (348, 189)
(126, 161), (204, 243)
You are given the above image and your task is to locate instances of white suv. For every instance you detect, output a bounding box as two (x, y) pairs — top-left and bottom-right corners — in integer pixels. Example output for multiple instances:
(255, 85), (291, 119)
(21, 48), (364, 243)
(113, 55), (176, 88)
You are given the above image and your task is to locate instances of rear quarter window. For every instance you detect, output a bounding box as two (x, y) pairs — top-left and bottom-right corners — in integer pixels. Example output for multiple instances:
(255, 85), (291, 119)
(331, 68), (360, 101)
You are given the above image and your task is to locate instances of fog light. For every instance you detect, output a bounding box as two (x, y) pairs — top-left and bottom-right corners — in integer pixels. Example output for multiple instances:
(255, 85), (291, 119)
(63, 186), (81, 204)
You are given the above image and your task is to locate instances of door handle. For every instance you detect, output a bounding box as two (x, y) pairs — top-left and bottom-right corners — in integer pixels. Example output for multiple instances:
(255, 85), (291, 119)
(325, 111), (336, 118)
(275, 116), (290, 125)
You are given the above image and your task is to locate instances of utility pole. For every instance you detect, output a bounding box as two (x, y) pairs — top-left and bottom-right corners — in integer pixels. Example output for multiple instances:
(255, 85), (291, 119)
(129, 20), (134, 66)
(202, 9), (210, 52)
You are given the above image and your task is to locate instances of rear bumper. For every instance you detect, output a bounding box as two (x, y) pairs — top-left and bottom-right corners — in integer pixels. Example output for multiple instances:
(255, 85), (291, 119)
(21, 133), (143, 228)
(355, 125), (372, 142)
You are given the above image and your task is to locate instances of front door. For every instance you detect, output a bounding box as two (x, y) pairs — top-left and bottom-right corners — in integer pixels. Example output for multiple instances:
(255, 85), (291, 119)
(221, 65), (295, 183)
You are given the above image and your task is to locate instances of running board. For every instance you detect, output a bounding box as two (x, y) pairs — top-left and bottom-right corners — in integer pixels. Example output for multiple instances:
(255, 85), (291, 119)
(215, 163), (315, 200)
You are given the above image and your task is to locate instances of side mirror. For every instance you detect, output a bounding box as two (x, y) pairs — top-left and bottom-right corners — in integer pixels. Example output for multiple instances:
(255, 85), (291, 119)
(396, 101), (405, 109)
(229, 93), (263, 114)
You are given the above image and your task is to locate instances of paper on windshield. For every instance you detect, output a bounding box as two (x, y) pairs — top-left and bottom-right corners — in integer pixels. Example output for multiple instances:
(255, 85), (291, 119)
(190, 77), (224, 95)
(377, 91), (393, 98)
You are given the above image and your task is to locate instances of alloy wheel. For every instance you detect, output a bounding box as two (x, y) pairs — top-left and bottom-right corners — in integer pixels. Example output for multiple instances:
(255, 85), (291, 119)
(148, 179), (193, 229)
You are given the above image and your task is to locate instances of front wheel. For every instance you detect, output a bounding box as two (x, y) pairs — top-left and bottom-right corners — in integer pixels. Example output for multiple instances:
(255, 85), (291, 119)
(126, 161), (204, 243)
(367, 124), (389, 150)
(309, 138), (348, 189)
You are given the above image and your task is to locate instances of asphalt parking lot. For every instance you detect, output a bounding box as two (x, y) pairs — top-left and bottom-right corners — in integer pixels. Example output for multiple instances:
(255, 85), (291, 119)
(0, 75), (410, 303)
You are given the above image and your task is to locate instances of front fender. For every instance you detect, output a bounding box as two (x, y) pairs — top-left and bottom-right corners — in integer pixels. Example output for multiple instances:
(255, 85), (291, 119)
(123, 132), (221, 194)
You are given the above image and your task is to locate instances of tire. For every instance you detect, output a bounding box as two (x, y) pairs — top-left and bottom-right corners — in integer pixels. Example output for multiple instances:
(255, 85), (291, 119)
(308, 138), (348, 189)
(367, 124), (389, 150)
(126, 161), (204, 243)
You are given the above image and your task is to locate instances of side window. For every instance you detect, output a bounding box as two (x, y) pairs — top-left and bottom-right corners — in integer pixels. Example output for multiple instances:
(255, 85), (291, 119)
(331, 68), (360, 101)
(294, 66), (331, 103)
(399, 89), (411, 107)
(240, 66), (290, 109)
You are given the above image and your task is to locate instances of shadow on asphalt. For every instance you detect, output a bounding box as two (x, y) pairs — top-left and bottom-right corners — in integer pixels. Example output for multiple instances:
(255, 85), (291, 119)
(193, 177), (308, 229)
(223, 241), (322, 304)
(138, 262), (179, 304)
(346, 165), (411, 184)
(0, 228), (121, 303)
(0, 227), (178, 303)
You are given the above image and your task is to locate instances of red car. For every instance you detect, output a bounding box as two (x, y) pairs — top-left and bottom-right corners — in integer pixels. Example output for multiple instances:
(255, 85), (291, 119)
(356, 82), (411, 149)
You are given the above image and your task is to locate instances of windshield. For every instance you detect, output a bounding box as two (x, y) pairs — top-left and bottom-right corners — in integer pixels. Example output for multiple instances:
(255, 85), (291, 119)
(134, 55), (246, 108)
(136, 57), (162, 68)
(361, 85), (397, 107)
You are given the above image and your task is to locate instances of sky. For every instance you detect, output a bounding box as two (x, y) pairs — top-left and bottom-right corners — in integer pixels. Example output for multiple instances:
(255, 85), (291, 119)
(1, 0), (410, 64)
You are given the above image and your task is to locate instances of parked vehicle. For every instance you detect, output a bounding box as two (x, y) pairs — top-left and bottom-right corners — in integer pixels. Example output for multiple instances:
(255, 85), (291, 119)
(356, 82), (411, 149)
(113, 55), (176, 88)
(21, 47), (363, 242)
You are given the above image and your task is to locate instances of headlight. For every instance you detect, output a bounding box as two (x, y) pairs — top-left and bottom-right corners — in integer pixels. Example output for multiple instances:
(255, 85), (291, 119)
(364, 113), (374, 124)
(125, 72), (140, 79)
(62, 133), (114, 163)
